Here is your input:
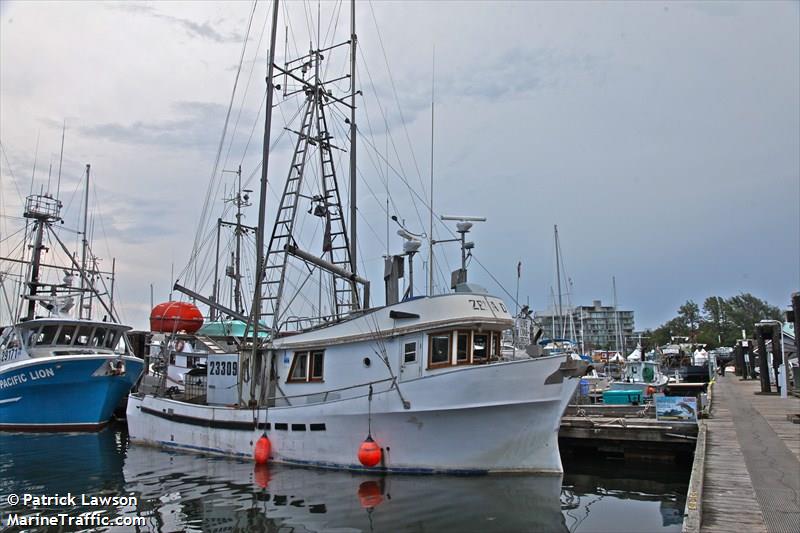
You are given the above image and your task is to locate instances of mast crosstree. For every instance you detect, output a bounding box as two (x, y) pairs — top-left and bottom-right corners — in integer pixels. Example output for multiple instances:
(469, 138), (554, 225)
(260, 45), (360, 332)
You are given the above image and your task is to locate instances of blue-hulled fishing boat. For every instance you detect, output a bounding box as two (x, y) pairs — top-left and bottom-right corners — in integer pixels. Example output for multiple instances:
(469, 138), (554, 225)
(0, 193), (143, 431)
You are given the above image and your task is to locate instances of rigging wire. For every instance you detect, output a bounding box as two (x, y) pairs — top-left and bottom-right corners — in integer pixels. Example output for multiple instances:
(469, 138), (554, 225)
(190, 0), (259, 289)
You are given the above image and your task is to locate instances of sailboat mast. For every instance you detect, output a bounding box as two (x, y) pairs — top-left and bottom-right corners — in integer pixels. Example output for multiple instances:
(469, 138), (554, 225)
(79, 164), (90, 319)
(349, 0), (357, 276)
(250, 0), (281, 345)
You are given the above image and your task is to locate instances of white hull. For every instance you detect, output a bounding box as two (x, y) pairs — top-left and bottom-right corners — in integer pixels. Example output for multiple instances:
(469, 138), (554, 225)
(127, 355), (580, 474)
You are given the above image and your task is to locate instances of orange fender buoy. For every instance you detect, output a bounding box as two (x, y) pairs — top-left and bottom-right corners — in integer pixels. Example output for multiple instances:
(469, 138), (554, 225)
(358, 436), (382, 468)
(646, 386), (656, 396)
(254, 435), (271, 464)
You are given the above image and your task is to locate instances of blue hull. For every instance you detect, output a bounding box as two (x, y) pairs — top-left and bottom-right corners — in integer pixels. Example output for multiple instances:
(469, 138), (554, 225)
(0, 357), (143, 430)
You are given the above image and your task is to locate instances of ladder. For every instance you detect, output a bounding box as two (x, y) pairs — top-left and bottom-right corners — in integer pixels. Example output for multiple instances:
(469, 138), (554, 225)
(260, 94), (316, 329)
(316, 102), (359, 317)
(259, 85), (359, 330)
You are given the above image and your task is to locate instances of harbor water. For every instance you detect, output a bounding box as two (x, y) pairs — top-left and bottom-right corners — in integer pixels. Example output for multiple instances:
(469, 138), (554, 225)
(0, 424), (689, 532)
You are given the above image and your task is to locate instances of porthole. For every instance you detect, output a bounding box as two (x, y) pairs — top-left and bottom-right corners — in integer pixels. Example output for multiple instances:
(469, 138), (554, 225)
(363, 357), (371, 368)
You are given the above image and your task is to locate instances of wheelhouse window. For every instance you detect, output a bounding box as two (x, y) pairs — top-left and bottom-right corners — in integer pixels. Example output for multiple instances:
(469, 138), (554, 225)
(427, 329), (504, 369)
(32, 325), (60, 346)
(473, 334), (488, 362)
(91, 328), (108, 347)
(456, 332), (470, 363)
(56, 326), (76, 345)
(288, 350), (325, 383)
(403, 342), (417, 364)
(105, 331), (120, 349)
(74, 327), (90, 346)
(429, 334), (451, 367)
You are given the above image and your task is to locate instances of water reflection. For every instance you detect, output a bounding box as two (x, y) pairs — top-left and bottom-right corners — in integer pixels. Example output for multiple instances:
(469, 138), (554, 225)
(561, 459), (688, 532)
(122, 445), (567, 532)
(1, 425), (686, 532)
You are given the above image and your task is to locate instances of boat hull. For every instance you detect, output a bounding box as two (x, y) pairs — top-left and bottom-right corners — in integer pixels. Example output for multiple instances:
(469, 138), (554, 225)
(0, 356), (143, 431)
(127, 355), (581, 474)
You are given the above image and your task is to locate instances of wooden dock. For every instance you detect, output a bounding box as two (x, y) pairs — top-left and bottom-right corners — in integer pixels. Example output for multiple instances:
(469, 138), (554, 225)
(683, 375), (800, 533)
(560, 403), (697, 462)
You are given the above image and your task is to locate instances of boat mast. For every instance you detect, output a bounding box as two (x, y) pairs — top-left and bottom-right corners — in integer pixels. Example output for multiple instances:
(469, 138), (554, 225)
(613, 275), (622, 353)
(248, 0), (281, 393)
(554, 224), (563, 334)
(79, 164), (90, 319)
(22, 195), (62, 321)
(211, 218), (221, 321)
(25, 219), (46, 321)
(427, 49), (435, 296)
(349, 0), (358, 278)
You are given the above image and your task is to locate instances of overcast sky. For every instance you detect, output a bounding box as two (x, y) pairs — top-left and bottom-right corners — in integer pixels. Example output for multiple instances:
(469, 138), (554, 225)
(1, 0), (798, 331)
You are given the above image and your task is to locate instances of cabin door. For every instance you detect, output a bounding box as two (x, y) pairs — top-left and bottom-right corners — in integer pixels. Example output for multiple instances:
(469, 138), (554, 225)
(399, 338), (422, 381)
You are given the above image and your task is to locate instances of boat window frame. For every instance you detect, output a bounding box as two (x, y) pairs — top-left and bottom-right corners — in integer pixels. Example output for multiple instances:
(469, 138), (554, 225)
(31, 325), (61, 346)
(56, 325), (77, 345)
(105, 330), (120, 349)
(455, 331), (471, 364)
(472, 333), (489, 363)
(403, 341), (417, 364)
(427, 329), (505, 369)
(287, 349), (325, 383)
(90, 327), (109, 348)
(310, 350), (324, 382)
(427, 332), (452, 368)
(73, 326), (93, 346)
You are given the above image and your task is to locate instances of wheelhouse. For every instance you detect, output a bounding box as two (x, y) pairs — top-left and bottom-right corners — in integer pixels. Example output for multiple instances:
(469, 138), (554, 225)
(13, 320), (132, 356)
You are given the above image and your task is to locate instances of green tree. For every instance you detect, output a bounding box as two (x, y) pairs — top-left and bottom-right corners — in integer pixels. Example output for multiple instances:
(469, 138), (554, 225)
(652, 293), (783, 348)
(701, 296), (733, 347)
(652, 317), (687, 346)
(677, 300), (702, 341)
(723, 293), (782, 342)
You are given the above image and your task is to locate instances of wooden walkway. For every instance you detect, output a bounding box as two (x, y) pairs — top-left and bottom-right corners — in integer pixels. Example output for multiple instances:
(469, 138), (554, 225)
(695, 376), (800, 533)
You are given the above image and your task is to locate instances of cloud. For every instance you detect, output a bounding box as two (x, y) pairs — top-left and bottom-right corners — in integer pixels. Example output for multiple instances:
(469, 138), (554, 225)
(105, 3), (242, 43)
(78, 101), (249, 150)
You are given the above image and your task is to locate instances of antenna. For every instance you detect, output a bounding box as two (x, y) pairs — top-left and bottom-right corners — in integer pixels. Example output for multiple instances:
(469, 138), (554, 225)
(428, 46), (435, 297)
(435, 215), (485, 288)
(56, 120), (65, 200)
(78, 164), (90, 319)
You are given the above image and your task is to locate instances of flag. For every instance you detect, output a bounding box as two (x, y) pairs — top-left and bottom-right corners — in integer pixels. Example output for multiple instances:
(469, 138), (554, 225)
(517, 261), (522, 278)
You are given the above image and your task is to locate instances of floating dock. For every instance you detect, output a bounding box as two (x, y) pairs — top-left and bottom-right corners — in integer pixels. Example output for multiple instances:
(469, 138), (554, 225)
(683, 375), (800, 533)
(560, 402), (699, 462)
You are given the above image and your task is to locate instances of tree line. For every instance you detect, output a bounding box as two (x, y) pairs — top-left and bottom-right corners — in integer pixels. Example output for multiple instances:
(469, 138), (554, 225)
(646, 293), (783, 349)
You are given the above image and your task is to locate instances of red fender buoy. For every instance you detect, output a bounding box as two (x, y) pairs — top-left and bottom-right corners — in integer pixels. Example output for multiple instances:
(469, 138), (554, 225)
(646, 386), (656, 396)
(254, 435), (271, 464)
(358, 436), (382, 468)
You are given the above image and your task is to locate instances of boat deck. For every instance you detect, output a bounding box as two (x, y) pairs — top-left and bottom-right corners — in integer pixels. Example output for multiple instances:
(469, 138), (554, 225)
(690, 375), (800, 533)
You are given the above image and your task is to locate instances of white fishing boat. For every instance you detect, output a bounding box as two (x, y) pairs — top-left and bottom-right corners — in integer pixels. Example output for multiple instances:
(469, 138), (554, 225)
(127, 0), (586, 474)
(608, 356), (668, 397)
